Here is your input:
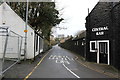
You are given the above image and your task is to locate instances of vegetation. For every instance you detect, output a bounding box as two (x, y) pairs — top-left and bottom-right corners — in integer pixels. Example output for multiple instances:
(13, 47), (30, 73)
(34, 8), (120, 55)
(8, 2), (64, 40)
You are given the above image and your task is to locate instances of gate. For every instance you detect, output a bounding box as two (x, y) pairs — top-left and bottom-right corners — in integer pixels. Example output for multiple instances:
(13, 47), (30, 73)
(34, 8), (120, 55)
(0, 26), (23, 77)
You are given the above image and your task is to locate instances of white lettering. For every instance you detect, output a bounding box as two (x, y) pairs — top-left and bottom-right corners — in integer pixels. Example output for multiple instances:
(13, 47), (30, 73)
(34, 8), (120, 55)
(49, 55), (74, 64)
(104, 27), (108, 30)
(92, 26), (108, 32)
(96, 32), (104, 35)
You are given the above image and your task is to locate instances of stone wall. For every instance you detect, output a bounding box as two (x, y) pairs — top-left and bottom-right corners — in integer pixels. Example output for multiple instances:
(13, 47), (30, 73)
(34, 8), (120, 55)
(86, 2), (120, 69)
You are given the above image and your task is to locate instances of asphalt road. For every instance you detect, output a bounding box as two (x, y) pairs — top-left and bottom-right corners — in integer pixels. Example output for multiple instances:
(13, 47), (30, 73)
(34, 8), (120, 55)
(27, 45), (109, 78)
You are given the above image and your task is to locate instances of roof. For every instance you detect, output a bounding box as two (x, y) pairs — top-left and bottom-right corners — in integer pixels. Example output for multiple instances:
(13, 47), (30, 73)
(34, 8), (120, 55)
(0, 2), (43, 37)
(72, 30), (86, 40)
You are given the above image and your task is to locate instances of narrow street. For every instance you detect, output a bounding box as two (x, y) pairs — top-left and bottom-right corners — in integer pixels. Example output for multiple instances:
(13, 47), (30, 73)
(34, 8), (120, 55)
(26, 45), (109, 78)
(0, 1), (120, 80)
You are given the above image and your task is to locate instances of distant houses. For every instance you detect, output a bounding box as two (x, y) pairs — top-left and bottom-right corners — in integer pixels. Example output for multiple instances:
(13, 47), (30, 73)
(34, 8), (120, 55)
(59, 30), (86, 58)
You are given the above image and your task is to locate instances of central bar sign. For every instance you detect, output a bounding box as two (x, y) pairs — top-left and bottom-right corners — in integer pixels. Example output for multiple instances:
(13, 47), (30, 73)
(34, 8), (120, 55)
(92, 26), (109, 36)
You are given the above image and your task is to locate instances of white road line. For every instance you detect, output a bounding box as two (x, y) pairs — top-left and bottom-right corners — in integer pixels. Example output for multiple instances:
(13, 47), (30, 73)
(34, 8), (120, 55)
(56, 60), (61, 63)
(66, 56), (71, 61)
(52, 55), (56, 59)
(56, 57), (58, 60)
(75, 56), (78, 60)
(65, 58), (67, 60)
(71, 58), (74, 61)
(58, 56), (61, 58)
(64, 61), (70, 64)
(48, 55), (53, 59)
(62, 64), (80, 78)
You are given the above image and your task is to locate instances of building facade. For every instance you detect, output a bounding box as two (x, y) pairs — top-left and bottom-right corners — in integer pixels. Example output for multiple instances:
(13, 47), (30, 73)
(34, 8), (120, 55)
(86, 2), (120, 69)
(0, 3), (45, 59)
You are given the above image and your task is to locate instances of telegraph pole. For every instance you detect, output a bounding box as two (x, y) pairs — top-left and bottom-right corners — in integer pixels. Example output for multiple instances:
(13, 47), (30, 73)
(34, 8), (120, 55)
(24, 0), (29, 60)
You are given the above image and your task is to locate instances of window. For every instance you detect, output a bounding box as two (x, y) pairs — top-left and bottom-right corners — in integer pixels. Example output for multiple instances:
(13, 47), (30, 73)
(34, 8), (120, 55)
(91, 42), (95, 50)
(90, 41), (97, 52)
(99, 42), (107, 54)
(39, 37), (41, 53)
(36, 35), (38, 52)
(77, 41), (79, 46)
(75, 43), (76, 45)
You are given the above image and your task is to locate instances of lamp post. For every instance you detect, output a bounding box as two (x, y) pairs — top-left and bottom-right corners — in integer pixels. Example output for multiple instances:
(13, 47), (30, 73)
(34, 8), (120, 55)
(24, 0), (29, 60)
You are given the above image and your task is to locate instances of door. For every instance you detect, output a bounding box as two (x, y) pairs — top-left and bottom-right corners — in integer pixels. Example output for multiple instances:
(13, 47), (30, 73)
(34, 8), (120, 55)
(99, 42), (108, 64)
(97, 40), (109, 65)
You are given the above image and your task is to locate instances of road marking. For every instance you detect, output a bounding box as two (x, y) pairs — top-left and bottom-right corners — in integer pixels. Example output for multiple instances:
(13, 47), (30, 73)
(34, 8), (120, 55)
(66, 56), (72, 61)
(65, 56), (70, 60)
(71, 58), (74, 61)
(49, 55), (74, 61)
(65, 58), (67, 60)
(66, 56), (74, 61)
(56, 60), (61, 63)
(64, 60), (70, 64)
(52, 55), (56, 59)
(55, 60), (70, 64)
(48, 55), (53, 59)
(58, 56), (61, 58)
(24, 50), (50, 80)
(49, 55), (75, 64)
(62, 64), (80, 78)
(56, 57), (58, 60)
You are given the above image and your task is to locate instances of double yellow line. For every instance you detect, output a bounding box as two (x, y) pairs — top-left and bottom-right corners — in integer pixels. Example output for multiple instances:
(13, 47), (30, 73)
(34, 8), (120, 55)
(24, 51), (50, 80)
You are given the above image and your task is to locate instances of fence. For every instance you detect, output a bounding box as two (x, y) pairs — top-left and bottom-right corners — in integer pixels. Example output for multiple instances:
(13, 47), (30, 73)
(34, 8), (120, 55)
(0, 26), (23, 77)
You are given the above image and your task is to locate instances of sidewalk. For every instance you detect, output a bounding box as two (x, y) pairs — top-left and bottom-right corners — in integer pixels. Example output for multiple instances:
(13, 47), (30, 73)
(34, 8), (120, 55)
(57, 47), (120, 79)
(74, 52), (120, 79)
(2, 53), (45, 79)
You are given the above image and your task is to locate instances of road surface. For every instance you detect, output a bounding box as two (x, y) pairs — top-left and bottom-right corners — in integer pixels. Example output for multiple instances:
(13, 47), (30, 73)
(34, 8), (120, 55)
(26, 45), (109, 78)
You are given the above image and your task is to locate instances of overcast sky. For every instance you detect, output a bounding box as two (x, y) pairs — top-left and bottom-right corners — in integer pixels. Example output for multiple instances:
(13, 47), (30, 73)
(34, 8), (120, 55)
(53, 0), (99, 37)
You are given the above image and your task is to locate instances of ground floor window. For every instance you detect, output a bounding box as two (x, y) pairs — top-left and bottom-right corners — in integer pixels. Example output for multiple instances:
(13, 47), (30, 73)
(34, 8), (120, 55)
(90, 40), (110, 65)
(90, 41), (97, 52)
(36, 35), (38, 52)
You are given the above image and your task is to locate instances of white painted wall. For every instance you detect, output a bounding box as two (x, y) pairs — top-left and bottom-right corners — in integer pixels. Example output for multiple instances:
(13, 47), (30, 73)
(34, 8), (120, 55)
(0, 36), (3, 57)
(0, 3), (37, 59)
(35, 36), (39, 56)
(26, 27), (34, 59)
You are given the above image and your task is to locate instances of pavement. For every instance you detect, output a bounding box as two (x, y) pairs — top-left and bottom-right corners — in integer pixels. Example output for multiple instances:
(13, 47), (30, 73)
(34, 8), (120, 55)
(1, 45), (120, 79)
(2, 54), (44, 79)
(66, 48), (120, 79)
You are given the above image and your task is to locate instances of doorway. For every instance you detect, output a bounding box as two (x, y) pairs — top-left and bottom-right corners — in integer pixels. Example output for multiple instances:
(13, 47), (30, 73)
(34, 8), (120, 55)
(90, 40), (109, 65)
(97, 40), (109, 65)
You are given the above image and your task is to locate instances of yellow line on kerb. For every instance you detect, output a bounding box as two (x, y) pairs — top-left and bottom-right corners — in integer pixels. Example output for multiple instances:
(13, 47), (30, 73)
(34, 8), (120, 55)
(24, 52), (50, 80)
